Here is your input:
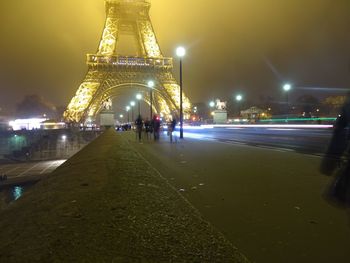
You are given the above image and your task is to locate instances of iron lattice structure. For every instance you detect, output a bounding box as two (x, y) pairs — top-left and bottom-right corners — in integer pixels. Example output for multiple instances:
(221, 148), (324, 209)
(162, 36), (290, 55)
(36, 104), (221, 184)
(64, 0), (191, 123)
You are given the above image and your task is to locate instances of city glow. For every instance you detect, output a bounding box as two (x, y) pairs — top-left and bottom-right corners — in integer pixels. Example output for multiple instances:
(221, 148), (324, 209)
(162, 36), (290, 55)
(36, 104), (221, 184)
(9, 118), (47, 131)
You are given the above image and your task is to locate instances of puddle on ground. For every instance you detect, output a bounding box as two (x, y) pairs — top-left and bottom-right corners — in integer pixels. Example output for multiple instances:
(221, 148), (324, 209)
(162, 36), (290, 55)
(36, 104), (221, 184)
(0, 183), (35, 207)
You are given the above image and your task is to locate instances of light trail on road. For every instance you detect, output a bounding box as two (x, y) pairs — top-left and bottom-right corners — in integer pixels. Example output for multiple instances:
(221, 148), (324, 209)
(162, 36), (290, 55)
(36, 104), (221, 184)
(173, 125), (333, 156)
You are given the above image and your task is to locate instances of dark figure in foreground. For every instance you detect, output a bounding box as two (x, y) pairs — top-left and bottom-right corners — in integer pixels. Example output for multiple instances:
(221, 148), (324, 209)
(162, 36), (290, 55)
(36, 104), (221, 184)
(135, 115), (143, 142)
(320, 96), (350, 208)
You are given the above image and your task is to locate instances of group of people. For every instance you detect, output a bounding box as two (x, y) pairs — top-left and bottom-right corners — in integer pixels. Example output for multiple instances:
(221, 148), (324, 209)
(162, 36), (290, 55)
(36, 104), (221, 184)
(134, 114), (177, 143)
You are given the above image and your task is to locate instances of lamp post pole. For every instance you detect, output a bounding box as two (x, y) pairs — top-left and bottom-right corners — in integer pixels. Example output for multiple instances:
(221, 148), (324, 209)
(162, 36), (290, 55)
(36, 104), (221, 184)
(179, 58), (183, 139)
(150, 89), (153, 119)
(235, 94), (243, 117)
(136, 94), (142, 116)
(148, 81), (155, 119)
(130, 101), (135, 122)
(126, 106), (130, 123)
(283, 84), (292, 122)
(176, 46), (186, 139)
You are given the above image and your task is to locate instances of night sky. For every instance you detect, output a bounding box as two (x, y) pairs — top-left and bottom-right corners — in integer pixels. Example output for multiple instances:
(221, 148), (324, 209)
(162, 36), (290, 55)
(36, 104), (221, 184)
(0, 0), (349, 113)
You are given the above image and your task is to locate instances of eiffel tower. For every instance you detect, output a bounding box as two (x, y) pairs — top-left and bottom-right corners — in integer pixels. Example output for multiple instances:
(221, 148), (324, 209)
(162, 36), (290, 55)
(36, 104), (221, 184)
(64, 0), (191, 123)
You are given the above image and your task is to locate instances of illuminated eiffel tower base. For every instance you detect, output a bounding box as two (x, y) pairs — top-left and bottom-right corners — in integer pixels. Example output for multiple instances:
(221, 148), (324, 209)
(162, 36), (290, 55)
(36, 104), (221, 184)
(64, 0), (191, 123)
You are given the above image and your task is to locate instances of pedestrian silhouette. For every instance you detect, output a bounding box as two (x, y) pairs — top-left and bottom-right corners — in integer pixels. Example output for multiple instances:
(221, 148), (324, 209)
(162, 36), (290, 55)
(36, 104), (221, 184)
(168, 117), (177, 143)
(320, 95), (350, 208)
(144, 118), (152, 140)
(135, 115), (143, 142)
(152, 115), (161, 141)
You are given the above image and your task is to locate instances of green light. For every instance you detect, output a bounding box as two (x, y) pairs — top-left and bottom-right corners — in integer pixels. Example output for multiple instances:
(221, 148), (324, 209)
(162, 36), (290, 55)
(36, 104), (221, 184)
(260, 117), (336, 122)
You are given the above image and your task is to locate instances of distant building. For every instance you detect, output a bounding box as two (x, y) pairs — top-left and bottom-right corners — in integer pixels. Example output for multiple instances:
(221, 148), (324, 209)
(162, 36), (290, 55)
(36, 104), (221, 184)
(240, 106), (269, 122)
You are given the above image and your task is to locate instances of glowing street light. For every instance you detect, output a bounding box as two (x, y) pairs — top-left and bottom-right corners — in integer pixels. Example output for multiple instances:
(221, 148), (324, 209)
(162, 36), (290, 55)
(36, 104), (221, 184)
(136, 93), (142, 116)
(148, 80), (155, 119)
(236, 94), (243, 102)
(176, 46), (186, 139)
(148, 80), (155, 88)
(209, 101), (215, 108)
(176, 46), (186, 57)
(283, 83), (292, 92)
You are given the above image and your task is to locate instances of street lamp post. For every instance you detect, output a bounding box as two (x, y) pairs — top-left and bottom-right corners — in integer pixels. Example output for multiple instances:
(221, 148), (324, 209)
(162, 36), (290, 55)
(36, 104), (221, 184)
(176, 46), (186, 139)
(130, 101), (135, 122)
(126, 106), (130, 123)
(148, 80), (155, 119)
(283, 83), (292, 122)
(235, 94), (243, 117)
(136, 93), (142, 116)
(209, 101), (215, 121)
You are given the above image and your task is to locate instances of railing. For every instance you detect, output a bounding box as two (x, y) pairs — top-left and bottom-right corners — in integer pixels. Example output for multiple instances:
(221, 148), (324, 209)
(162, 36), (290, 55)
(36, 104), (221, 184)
(87, 55), (173, 68)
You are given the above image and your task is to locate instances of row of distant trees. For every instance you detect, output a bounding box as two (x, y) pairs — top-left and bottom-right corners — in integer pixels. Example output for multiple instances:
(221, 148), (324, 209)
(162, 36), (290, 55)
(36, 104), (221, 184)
(254, 94), (347, 117)
(15, 95), (65, 120)
(194, 94), (348, 119)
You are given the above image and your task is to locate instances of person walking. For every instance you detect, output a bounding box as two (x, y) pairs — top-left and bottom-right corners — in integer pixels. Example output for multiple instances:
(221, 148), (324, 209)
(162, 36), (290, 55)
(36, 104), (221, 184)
(144, 118), (152, 140)
(169, 117), (177, 143)
(152, 115), (161, 141)
(135, 115), (143, 142)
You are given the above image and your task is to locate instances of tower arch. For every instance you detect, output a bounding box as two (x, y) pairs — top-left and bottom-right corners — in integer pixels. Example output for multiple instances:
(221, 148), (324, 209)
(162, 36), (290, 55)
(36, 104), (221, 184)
(64, 0), (191, 123)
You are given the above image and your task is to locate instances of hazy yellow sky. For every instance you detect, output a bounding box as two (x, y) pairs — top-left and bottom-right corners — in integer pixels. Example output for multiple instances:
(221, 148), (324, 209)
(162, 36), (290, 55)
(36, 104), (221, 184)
(0, 0), (349, 112)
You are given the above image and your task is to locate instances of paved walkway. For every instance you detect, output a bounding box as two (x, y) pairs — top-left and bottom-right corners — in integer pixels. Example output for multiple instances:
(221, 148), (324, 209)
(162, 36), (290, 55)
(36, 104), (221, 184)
(0, 129), (249, 262)
(129, 131), (350, 263)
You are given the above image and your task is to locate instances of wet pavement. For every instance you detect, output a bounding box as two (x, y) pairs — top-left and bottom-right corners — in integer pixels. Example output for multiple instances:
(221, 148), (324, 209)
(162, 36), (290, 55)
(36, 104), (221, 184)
(0, 160), (66, 178)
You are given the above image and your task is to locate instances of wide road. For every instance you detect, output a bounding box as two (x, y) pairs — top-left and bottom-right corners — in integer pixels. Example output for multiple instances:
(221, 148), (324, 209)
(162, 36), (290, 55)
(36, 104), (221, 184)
(130, 130), (349, 263)
(179, 125), (333, 156)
